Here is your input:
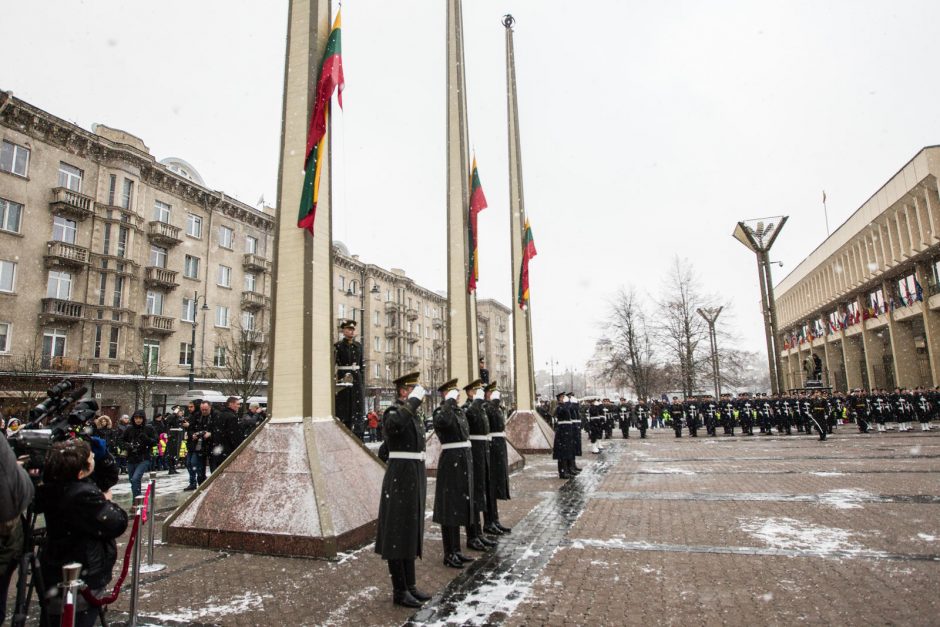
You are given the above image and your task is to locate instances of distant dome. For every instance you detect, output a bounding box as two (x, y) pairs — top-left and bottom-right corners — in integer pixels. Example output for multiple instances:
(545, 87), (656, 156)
(160, 157), (206, 187)
(333, 240), (350, 256)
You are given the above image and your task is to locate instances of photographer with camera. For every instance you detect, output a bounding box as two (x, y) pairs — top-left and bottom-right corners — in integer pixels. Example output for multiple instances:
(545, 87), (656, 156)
(184, 400), (212, 491)
(1, 435), (33, 624)
(121, 410), (157, 499)
(37, 438), (127, 627)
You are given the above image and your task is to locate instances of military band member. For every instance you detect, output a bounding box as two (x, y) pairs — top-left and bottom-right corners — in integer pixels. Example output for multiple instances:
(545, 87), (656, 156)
(618, 398), (631, 438)
(484, 382), (512, 535)
(602, 398), (615, 439)
(704, 395), (719, 436)
(432, 378), (475, 569)
(914, 388), (933, 431)
(669, 396), (685, 438)
(374, 372), (431, 608)
(757, 394), (774, 434)
(684, 397), (700, 437)
(334, 319), (365, 438)
(463, 379), (496, 550)
(634, 400), (649, 439)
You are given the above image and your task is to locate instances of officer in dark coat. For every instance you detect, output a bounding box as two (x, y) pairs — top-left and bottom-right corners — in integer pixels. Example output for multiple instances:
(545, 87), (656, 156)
(809, 392), (829, 441)
(432, 378), (475, 569)
(463, 379), (496, 550)
(684, 397), (700, 437)
(334, 319), (364, 439)
(552, 392), (576, 478)
(374, 371), (431, 608)
(669, 397), (685, 437)
(618, 398), (631, 438)
(634, 400), (650, 439)
(483, 381), (512, 536)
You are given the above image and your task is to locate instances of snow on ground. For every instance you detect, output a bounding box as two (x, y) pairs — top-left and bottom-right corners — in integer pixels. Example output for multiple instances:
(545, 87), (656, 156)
(141, 591), (272, 623)
(917, 533), (938, 542)
(809, 471), (845, 477)
(641, 467), (696, 475)
(739, 516), (873, 555)
(817, 488), (876, 509)
(321, 586), (381, 626)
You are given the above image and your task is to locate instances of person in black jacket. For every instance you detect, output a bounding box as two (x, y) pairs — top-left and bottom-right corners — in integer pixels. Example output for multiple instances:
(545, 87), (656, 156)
(209, 397), (241, 472)
(121, 409), (157, 499)
(184, 400), (212, 490)
(1, 435), (33, 625)
(432, 378), (474, 569)
(37, 438), (127, 627)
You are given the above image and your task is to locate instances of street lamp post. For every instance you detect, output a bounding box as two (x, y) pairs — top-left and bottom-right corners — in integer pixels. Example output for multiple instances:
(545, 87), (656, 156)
(697, 306), (723, 398)
(546, 358), (558, 397)
(733, 217), (788, 395)
(188, 291), (210, 390)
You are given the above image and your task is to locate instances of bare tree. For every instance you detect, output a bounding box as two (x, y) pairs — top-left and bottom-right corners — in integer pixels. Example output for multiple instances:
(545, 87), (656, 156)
(128, 345), (166, 412)
(655, 257), (712, 397)
(602, 288), (663, 399)
(216, 325), (269, 414)
(0, 340), (54, 418)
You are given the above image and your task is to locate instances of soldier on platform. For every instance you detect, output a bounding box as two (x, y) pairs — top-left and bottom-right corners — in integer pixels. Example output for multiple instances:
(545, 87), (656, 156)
(479, 357), (490, 385)
(669, 396), (685, 438)
(431, 378), (475, 569)
(374, 371), (431, 608)
(334, 319), (364, 439)
(484, 381), (512, 535)
(463, 379), (496, 550)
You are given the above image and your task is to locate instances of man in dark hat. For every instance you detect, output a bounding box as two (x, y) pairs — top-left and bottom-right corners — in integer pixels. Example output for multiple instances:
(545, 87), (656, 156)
(431, 378), (475, 569)
(552, 392), (578, 479)
(483, 381), (512, 535)
(374, 371), (430, 608)
(335, 319), (364, 439)
(463, 378), (496, 550)
(479, 357), (490, 385)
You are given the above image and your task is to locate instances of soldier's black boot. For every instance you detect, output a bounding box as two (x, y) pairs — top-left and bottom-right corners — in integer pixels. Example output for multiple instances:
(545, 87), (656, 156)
(404, 560), (431, 602)
(442, 526), (464, 568)
(558, 460), (570, 479)
(390, 560), (423, 608)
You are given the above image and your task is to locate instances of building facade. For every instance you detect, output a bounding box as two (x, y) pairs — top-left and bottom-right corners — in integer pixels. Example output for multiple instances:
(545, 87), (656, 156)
(775, 146), (940, 392)
(0, 93), (273, 418)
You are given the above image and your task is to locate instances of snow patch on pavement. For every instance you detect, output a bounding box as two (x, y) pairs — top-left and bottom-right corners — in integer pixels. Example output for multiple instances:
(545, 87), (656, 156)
(917, 533), (937, 542)
(809, 471), (845, 477)
(817, 488), (875, 509)
(143, 591), (271, 622)
(739, 516), (874, 555)
(642, 467), (696, 475)
(322, 586), (380, 625)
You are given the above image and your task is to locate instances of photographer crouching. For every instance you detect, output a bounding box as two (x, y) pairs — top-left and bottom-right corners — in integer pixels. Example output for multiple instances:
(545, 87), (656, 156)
(37, 438), (128, 627)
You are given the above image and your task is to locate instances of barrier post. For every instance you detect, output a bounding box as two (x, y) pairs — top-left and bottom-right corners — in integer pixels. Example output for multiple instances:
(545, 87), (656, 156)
(128, 496), (144, 627)
(59, 562), (82, 627)
(147, 472), (156, 565)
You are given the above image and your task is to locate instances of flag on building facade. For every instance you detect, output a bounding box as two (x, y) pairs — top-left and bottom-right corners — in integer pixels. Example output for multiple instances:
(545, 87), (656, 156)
(298, 10), (345, 234)
(518, 216), (537, 310)
(467, 156), (488, 293)
(915, 276), (924, 302)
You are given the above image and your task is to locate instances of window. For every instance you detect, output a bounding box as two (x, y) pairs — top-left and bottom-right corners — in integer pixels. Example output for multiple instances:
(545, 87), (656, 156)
(0, 198), (22, 233)
(112, 275), (124, 308)
(242, 310), (255, 331)
(214, 346), (227, 367)
(0, 141), (29, 177)
(373, 311), (379, 325)
(42, 328), (67, 362)
(181, 297), (195, 322)
(179, 342), (193, 366)
(153, 200), (171, 223)
(46, 271), (72, 300)
(217, 265), (231, 288)
(150, 245), (168, 268)
(186, 213), (202, 238)
(102, 223), (111, 255)
(94, 324), (103, 358)
(245, 235), (258, 254)
(385, 338), (391, 352)
(57, 163), (83, 191)
(339, 275), (346, 291)
(184, 255), (200, 279)
(142, 340), (160, 375)
(146, 290), (164, 315)
(374, 363), (380, 379)
(338, 303), (346, 319)
(218, 225), (234, 249)
(374, 336), (381, 351)
(121, 179), (134, 210)
(97, 272), (107, 306)
(0, 322), (10, 352)
(116, 225), (129, 258)
(108, 327), (119, 359)
(216, 305), (229, 327)
(244, 272), (257, 292)
(52, 216), (77, 244)
(108, 174), (117, 205)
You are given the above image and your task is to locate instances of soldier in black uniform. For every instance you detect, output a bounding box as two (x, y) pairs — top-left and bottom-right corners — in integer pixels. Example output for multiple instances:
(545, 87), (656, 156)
(334, 319), (364, 439)
(684, 397), (700, 437)
(736, 393), (755, 436)
(720, 394), (736, 436)
(757, 394), (774, 434)
(484, 381), (512, 536)
(618, 398), (631, 438)
(463, 379), (496, 550)
(851, 389), (871, 433)
(809, 392), (828, 441)
(777, 395), (794, 435)
(432, 378), (475, 569)
(602, 398), (615, 440)
(703, 395), (719, 436)
(479, 357), (490, 385)
(914, 387), (933, 431)
(588, 400), (605, 454)
(374, 371), (431, 608)
(669, 396), (685, 437)
(634, 400), (650, 439)
(552, 392), (578, 478)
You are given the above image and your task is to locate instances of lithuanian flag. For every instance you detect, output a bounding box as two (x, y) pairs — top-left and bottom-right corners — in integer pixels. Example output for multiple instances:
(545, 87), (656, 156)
(518, 216), (537, 310)
(467, 156), (488, 292)
(298, 10), (344, 234)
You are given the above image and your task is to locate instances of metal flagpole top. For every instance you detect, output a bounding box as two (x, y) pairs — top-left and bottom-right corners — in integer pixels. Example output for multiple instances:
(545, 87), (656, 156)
(502, 14), (515, 29)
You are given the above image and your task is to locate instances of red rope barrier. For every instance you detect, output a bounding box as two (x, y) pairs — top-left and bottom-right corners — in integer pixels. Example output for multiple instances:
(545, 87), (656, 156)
(80, 512), (141, 607)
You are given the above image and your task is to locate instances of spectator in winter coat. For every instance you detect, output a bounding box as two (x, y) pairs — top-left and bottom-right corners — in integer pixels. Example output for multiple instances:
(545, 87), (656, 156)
(121, 410), (157, 498)
(37, 439), (127, 627)
(184, 400), (212, 490)
(1, 435), (33, 624)
(209, 397), (241, 472)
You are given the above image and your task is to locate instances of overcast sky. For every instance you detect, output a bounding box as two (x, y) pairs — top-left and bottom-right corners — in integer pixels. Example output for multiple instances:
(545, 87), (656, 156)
(5, 0), (940, 374)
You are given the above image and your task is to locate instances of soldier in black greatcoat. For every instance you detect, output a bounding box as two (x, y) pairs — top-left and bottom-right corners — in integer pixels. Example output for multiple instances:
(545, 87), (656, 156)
(587, 400), (605, 454)
(483, 381), (512, 536)
(334, 319), (364, 439)
(618, 398), (631, 438)
(669, 397), (685, 437)
(552, 392), (578, 478)
(463, 379), (496, 550)
(431, 378), (475, 569)
(634, 400), (650, 439)
(374, 371), (431, 608)
(809, 392), (829, 441)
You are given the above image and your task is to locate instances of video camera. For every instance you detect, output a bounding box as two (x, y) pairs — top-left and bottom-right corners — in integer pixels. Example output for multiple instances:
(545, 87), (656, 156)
(9, 378), (98, 474)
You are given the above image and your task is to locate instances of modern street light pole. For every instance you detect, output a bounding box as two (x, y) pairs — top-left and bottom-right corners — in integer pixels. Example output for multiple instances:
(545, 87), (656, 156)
(188, 290), (210, 390)
(697, 306), (723, 398)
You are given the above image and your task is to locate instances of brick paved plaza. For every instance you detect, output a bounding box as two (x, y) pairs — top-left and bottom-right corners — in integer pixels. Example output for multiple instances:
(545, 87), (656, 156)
(12, 427), (940, 626)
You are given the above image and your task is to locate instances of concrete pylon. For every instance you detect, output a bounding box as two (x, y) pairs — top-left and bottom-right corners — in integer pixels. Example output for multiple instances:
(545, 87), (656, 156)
(164, 0), (385, 559)
(502, 15), (553, 454)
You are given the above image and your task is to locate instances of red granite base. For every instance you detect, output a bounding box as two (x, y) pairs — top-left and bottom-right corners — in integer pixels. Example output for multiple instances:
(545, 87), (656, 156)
(506, 410), (555, 454)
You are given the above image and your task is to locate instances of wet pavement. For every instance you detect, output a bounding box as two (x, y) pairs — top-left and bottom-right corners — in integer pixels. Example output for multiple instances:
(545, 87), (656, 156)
(6, 426), (940, 625)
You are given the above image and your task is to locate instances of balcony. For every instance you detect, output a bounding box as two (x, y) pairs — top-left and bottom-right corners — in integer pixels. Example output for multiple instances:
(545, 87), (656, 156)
(242, 330), (268, 345)
(44, 241), (90, 270)
(499, 354), (508, 364)
(40, 356), (85, 372)
(147, 220), (182, 246)
(432, 318), (444, 329)
(140, 314), (175, 335)
(385, 327), (401, 339)
(404, 330), (419, 343)
(384, 352), (402, 364)
(144, 266), (179, 290)
(404, 358), (419, 370)
(430, 358), (445, 369)
(243, 253), (271, 273)
(432, 339), (444, 351)
(384, 301), (400, 313)
(405, 307), (419, 320)
(241, 290), (270, 310)
(39, 298), (84, 324)
(50, 187), (94, 220)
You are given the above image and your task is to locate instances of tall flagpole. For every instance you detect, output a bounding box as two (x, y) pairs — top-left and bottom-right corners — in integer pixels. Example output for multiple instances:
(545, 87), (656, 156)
(446, 0), (477, 385)
(822, 190), (830, 236)
(502, 14), (553, 453)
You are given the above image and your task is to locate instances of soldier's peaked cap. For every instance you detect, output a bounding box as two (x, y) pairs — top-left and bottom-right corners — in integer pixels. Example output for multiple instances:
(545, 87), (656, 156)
(438, 378), (459, 393)
(339, 319), (357, 329)
(484, 381), (498, 392)
(393, 371), (420, 388)
(463, 378), (484, 392)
